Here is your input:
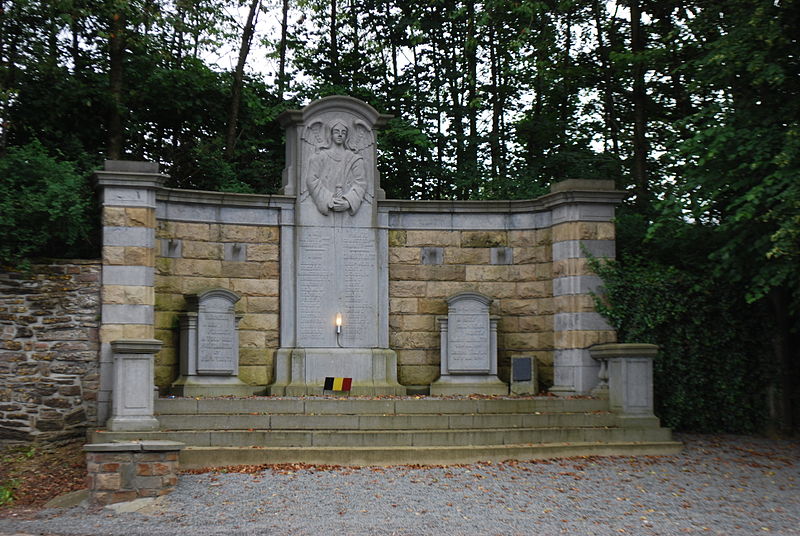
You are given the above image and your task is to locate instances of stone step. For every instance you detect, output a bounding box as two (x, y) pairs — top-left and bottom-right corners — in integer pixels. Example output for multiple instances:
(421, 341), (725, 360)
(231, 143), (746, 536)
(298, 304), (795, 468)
(154, 397), (608, 415)
(153, 412), (619, 431)
(91, 425), (673, 448)
(177, 441), (684, 468)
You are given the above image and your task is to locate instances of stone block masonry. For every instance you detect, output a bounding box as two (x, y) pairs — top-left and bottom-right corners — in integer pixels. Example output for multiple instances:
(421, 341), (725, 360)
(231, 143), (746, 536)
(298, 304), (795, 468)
(84, 441), (183, 505)
(154, 200), (282, 392)
(387, 228), (554, 388)
(0, 261), (100, 443)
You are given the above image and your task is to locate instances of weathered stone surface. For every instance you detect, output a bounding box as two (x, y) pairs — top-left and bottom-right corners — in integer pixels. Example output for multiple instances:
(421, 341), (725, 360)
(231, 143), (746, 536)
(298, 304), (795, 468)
(0, 262), (100, 444)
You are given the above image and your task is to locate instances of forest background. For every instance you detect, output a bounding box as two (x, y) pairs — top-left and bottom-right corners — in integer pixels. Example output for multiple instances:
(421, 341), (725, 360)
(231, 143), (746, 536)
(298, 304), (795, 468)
(0, 0), (797, 435)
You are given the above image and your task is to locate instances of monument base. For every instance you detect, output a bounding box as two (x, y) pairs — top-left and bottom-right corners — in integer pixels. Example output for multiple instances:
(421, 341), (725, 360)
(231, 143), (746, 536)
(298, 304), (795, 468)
(106, 415), (160, 432)
(171, 376), (264, 397)
(430, 375), (508, 396)
(268, 348), (406, 396)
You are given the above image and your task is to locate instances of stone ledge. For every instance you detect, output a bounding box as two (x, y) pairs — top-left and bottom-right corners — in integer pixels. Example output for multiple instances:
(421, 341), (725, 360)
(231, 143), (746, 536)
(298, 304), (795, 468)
(84, 440), (185, 452)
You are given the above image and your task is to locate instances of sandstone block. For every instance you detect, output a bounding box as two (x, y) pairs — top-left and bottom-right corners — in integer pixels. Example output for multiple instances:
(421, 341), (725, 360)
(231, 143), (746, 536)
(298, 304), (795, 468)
(125, 207), (155, 228)
(388, 247), (418, 264)
(238, 313), (278, 331)
(390, 331), (439, 349)
(231, 278), (278, 297)
(182, 241), (222, 260)
(389, 281), (426, 298)
(168, 222), (212, 241)
(460, 231), (507, 248)
(444, 247), (490, 264)
(245, 297), (279, 313)
(95, 472), (121, 490)
(388, 230), (407, 247)
(173, 259), (222, 277)
(401, 314), (436, 332)
(220, 262), (262, 279)
(102, 207), (127, 227)
(247, 244), (279, 262)
(553, 258), (594, 278)
(515, 281), (551, 298)
(417, 299), (446, 315)
(389, 298), (418, 314)
(182, 277), (231, 295)
(398, 365), (439, 385)
(405, 230), (460, 247)
(513, 246), (550, 264)
(239, 365), (268, 385)
(519, 314), (553, 332)
(219, 224), (260, 243)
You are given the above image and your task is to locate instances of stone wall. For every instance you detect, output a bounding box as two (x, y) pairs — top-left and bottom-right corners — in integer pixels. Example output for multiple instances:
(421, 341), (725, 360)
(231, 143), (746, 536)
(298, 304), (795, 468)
(0, 261), (101, 443)
(388, 229), (554, 388)
(154, 220), (281, 392)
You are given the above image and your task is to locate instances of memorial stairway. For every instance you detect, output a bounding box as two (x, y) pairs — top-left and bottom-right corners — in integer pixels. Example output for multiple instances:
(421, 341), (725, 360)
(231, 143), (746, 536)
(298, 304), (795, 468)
(90, 396), (681, 468)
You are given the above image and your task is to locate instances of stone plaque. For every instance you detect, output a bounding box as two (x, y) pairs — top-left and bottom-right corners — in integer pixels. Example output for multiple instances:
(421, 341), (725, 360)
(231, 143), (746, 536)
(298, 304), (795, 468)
(195, 289), (240, 375)
(512, 357), (533, 382)
(431, 292), (506, 395)
(446, 293), (492, 374)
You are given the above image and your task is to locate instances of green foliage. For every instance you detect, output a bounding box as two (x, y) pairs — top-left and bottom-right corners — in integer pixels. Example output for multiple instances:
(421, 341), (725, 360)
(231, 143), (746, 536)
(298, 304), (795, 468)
(0, 141), (96, 266)
(591, 253), (769, 433)
(0, 478), (19, 507)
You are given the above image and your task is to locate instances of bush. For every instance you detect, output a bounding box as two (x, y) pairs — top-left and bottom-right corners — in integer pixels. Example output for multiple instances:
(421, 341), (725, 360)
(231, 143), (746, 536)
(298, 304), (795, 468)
(591, 255), (770, 433)
(0, 141), (94, 266)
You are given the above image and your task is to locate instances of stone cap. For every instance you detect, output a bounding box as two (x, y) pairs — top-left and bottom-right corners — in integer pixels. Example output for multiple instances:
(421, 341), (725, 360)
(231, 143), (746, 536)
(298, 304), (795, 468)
(84, 441), (185, 452)
(589, 343), (659, 360)
(550, 179), (616, 193)
(94, 160), (168, 189)
(110, 339), (164, 354)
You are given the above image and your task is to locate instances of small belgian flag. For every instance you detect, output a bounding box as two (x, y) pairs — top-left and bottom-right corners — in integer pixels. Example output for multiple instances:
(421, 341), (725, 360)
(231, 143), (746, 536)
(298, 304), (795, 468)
(323, 377), (352, 392)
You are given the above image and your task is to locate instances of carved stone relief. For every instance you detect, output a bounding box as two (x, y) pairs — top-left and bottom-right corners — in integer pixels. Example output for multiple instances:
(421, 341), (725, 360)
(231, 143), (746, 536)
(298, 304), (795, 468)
(301, 118), (374, 216)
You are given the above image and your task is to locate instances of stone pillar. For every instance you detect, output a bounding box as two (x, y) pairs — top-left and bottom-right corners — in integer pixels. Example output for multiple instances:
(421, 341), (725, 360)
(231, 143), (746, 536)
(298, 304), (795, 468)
(106, 339), (162, 431)
(590, 343), (658, 425)
(85, 440), (183, 505)
(548, 180), (624, 395)
(95, 161), (166, 423)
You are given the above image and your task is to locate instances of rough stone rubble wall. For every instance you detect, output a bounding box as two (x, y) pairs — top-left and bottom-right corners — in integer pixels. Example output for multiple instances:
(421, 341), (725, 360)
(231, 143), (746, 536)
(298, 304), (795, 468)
(0, 261), (100, 443)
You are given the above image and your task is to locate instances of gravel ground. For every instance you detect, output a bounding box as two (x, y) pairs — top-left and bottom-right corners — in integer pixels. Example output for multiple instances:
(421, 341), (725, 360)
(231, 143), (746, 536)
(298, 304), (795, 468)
(0, 434), (798, 536)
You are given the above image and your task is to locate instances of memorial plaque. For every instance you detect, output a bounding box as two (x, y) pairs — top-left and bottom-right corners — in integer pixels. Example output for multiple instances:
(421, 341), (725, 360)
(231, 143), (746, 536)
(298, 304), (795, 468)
(431, 291), (507, 395)
(196, 290), (240, 375)
(448, 313), (491, 372)
(512, 357), (533, 382)
(270, 96), (405, 396)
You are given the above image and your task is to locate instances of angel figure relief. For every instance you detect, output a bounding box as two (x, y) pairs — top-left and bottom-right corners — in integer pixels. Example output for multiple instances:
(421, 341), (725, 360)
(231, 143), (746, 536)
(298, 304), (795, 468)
(301, 118), (373, 216)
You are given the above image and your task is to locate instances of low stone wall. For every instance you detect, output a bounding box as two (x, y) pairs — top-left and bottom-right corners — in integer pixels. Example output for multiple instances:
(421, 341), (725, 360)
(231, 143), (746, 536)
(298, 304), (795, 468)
(0, 261), (101, 443)
(85, 441), (183, 505)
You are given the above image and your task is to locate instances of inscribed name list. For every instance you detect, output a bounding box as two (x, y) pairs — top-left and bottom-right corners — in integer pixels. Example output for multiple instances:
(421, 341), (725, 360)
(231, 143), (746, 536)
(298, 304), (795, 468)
(448, 313), (491, 373)
(197, 300), (237, 375)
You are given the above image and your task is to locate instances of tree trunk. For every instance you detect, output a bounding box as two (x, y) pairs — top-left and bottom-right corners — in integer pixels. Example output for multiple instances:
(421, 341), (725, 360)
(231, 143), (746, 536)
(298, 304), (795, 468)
(593, 0), (620, 156)
(277, 0), (289, 99)
(329, 0), (338, 85)
(465, 0), (478, 191)
(630, 0), (649, 208)
(107, 8), (125, 160)
(224, 0), (260, 160)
